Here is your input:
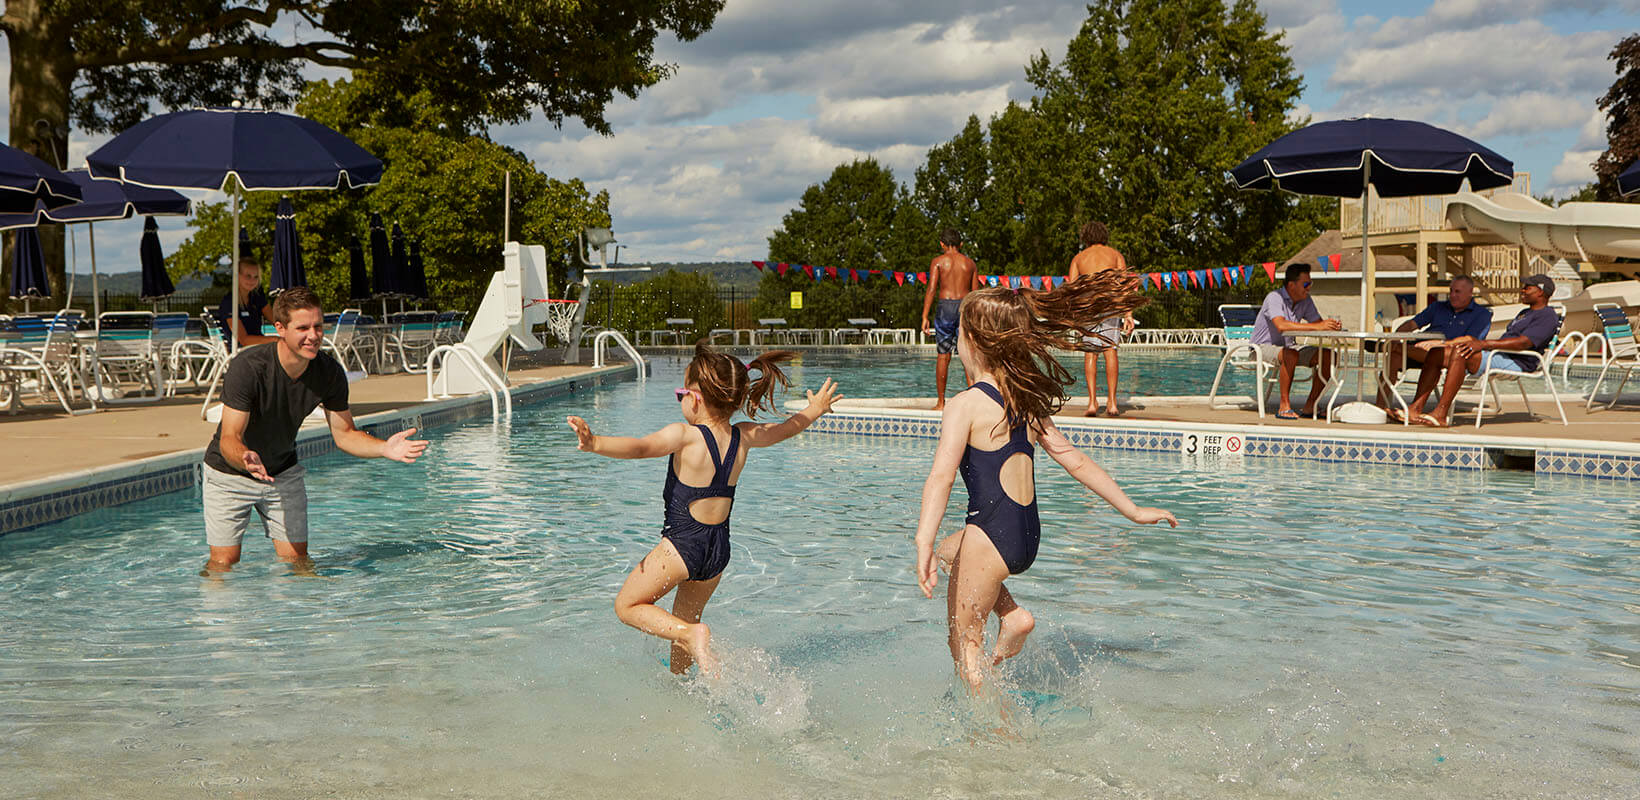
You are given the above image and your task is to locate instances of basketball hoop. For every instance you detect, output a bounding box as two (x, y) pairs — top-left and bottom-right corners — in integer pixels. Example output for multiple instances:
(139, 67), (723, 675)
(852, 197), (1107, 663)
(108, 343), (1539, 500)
(532, 298), (581, 343)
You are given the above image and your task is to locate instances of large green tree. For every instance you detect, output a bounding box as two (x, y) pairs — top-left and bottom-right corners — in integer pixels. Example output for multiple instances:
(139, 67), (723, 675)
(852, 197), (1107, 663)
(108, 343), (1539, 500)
(1593, 33), (1640, 202)
(168, 78), (611, 314)
(0, 0), (722, 303)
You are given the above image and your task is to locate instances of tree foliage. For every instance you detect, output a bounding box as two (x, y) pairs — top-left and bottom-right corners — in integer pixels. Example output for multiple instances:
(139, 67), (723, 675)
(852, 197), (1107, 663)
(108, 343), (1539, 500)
(1593, 33), (1640, 202)
(167, 78), (611, 314)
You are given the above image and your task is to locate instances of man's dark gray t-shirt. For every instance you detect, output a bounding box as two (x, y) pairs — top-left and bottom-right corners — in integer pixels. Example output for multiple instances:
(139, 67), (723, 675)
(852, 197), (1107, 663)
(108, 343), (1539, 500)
(1497, 306), (1560, 370)
(204, 344), (350, 478)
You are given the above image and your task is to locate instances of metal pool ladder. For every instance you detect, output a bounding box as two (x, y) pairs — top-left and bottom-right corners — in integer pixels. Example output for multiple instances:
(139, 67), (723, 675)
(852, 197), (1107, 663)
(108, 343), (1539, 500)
(592, 330), (646, 381)
(425, 343), (512, 420)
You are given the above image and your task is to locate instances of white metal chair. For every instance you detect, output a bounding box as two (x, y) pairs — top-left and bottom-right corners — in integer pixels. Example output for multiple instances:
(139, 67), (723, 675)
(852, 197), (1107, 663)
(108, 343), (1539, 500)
(93, 311), (161, 400)
(197, 310), (235, 418)
(1471, 323), (1568, 428)
(323, 309), (373, 372)
(384, 311), (439, 373)
(754, 318), (789, 346)
(1, 312), (85, 414)
(1207, 304), (1311, 419)
(1585, 303), (1639, 411)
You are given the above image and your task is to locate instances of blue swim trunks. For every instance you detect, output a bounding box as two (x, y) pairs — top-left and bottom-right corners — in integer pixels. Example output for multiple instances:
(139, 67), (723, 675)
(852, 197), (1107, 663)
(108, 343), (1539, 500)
(933, 299), (962, 354)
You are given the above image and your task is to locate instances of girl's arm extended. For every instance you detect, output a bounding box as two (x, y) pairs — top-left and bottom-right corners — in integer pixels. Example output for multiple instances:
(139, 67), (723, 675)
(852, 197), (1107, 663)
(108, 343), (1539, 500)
(1037, 417), (1177, 527)
(914, 394), (974, 598)
(566, 416), (689, 459)
(738, 378), (843, 448)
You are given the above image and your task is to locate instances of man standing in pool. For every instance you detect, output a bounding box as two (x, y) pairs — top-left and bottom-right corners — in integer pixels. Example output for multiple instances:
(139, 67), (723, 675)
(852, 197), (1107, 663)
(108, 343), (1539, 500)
(1068, 222), (1135, 417)
(201, 287), (428, 573)
(920, 228), (981, 410)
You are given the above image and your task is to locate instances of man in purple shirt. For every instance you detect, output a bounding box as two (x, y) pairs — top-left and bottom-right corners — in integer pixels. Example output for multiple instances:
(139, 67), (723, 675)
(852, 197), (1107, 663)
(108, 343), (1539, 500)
(1422, 274), (1560, 427)
(1251, 264), (1341, 419)
(1380, 275), (1492, 422)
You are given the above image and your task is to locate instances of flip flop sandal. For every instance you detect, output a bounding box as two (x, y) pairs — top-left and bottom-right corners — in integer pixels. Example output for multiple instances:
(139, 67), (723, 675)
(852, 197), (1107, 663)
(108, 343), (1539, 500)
(1274, 409), (1300, 420)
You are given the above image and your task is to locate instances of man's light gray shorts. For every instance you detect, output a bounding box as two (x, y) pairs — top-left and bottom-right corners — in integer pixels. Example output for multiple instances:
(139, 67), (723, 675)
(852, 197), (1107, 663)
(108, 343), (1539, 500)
(202, 463), (308, 547)
(1256, 343), (1320, 366)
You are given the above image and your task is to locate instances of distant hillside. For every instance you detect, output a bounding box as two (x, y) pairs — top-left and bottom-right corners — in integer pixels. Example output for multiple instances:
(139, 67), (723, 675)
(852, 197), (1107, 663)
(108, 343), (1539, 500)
(605, 261), (762, 290)
(73, 270), (216, 295)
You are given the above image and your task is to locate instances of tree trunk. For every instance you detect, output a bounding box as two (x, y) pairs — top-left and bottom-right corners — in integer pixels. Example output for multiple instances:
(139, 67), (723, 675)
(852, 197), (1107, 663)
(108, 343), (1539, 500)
(4, 0), (75, 312)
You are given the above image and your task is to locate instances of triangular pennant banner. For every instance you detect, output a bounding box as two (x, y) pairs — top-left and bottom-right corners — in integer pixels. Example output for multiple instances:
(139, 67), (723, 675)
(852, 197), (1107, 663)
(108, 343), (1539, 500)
(1317, 256), (1329, 274)
(1329, 253), (1342, 272)
(1161, 272), (1173, 290)
(1053, 276), (1066, 288)
(775, 262), (789, 276)
(986, 275), (1000, 287)
(752, 260), (765, 271)
(1261, 262), (1277, 282)
(893, 271), (905, 285)
(825, 265), (838, 279)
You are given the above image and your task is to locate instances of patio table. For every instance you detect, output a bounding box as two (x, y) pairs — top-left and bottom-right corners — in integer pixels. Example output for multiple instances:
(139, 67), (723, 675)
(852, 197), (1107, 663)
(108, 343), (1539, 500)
(1288, 330), (1444, 424)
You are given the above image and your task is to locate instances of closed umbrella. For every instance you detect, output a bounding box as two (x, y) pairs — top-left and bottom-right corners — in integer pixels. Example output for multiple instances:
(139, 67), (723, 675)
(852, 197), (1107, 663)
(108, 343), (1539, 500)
(1619, 159), (1640, 197)
(8, 227), (49, 311)
(348, 234), (370, 301)
(269, 196), (306, 295)
(368, 212), (393, 317)
(85, 106), (381, 355)
(0, 143), (80, 214)
(139, 216), (174, 302)
(1232, 116), (1513, 422)
(407, 238), (429, 301)
(390, 222), (409, 313)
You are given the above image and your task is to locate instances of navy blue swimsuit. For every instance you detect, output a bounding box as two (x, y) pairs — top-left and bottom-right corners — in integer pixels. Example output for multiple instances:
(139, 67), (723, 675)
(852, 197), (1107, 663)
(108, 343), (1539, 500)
(662, 424), (741, 582)
(960, 382), (1041, 574)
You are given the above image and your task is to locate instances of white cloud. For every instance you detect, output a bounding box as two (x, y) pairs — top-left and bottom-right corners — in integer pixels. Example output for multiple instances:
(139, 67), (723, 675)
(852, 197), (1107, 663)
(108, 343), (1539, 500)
(1551, 148), (1600, 188)
(1331, 21), (1615, 102)
(1466, 91), (1593, 139)
(812, 86), (1011, 149)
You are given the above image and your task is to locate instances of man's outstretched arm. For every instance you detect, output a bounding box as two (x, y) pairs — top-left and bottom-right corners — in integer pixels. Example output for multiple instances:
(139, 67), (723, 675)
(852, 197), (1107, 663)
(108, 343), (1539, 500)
(326, 408), (428, 463)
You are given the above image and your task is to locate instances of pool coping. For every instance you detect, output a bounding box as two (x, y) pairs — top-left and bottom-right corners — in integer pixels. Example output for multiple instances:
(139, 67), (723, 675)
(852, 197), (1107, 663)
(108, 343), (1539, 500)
(794, 400), (1640, 481)
(0, 362), (645, 536)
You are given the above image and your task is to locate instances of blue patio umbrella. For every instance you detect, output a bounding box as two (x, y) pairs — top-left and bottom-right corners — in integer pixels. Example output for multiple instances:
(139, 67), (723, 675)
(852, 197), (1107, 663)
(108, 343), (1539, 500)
(407, 238), (428, 300)
(139, 216), (174, 301)
(347, 235), (370, 301)
(85, 105), (380, 353)
(270, 197), (306, 295)
(0, 168), (190, 319)
(8, 227), (49, 310)
(1619, 159), (1640, 197)
(0, 143), (80, 214)
(1232, 116), (1513, 422)
(389, 222), (409, 310)
(368, 213), (395, 299)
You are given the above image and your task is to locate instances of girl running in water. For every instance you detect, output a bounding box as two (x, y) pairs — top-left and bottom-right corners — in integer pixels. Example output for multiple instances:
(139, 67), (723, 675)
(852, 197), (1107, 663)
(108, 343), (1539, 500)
(915, 276), (1177, 690)
(568, 343), (841, 675)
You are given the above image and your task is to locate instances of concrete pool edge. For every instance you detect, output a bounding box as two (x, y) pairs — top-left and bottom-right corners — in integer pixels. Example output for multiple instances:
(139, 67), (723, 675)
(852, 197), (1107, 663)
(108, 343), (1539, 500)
(793, 400), (1640, 481)
(0, 362), (644, 536)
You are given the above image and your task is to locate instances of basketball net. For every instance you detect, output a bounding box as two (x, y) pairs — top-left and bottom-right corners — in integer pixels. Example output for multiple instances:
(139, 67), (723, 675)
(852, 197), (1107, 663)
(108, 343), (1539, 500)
(537, 299), (580, 344)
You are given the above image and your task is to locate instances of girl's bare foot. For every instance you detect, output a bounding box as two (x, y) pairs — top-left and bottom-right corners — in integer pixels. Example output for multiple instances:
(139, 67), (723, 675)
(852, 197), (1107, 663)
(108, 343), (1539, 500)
(992, 608), (1035, 665)
(684, 623), (718, 675)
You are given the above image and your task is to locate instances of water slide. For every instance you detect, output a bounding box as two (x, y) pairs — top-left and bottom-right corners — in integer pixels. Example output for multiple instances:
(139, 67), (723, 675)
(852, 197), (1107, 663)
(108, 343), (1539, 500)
(434, 241), (559, 395)
(1445, 192), (1640, 268)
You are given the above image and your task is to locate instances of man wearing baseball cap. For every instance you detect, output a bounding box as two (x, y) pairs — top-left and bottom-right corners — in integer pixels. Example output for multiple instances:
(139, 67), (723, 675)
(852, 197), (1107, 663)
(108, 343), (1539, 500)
(1420, 274), (1560, 426)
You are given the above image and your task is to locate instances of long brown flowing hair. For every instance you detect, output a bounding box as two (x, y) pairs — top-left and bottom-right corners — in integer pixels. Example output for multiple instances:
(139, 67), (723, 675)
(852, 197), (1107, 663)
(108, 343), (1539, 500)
(960, 270), (1147, 431)
(686, 341), (796, 419)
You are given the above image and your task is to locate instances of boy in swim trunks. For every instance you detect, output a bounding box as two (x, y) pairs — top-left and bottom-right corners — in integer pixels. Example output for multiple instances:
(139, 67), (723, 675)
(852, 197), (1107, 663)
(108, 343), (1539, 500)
(915, 279), (1176, 692)
(567, 343), (841, 676)
(921, 228), (982, 410)
(1068, 222), (1135, 416)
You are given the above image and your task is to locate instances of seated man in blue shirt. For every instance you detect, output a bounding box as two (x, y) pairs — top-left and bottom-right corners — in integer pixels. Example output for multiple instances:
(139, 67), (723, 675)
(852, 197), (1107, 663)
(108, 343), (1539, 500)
(1380, 275), (1492, 422)
(1422, 274), (1560, 427)
(1251, 263), (1342, 419)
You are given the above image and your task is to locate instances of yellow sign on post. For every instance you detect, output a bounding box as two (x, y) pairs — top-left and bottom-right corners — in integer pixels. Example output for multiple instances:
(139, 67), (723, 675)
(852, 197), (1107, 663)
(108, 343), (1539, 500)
(790, 291), (803, 310)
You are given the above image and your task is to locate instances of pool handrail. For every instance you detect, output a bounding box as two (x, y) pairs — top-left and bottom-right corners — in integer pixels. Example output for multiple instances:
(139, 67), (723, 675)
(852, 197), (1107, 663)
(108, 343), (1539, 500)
(426, 343), (510, 421)
(591, 329), (645, 381)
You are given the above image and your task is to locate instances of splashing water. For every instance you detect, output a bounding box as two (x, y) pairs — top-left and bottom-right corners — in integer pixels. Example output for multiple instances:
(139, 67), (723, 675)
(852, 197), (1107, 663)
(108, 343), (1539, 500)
(683, 640), (812, 737)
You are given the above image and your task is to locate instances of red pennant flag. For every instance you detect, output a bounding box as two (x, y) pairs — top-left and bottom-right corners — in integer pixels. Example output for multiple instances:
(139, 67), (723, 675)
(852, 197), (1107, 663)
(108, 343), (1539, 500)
(1329, 253), (1342, 272)
(1187, 271), (1199, 288)
(1145, 273), (1158, 290)
(775, 263), (789, 276)
(753, 260), (765, 271)
(802, 264), (815, 278)
(893, 271), (905, 285)
(825, 266), (838, 279)
(917, 272), (928, 284)
(1261, 262), (1277, 282)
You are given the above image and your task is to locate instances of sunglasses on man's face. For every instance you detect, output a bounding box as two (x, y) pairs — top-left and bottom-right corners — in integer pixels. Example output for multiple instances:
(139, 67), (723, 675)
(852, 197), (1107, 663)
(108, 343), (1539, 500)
(1301, 281), (1312, 289)
(675, 387), (701, 402)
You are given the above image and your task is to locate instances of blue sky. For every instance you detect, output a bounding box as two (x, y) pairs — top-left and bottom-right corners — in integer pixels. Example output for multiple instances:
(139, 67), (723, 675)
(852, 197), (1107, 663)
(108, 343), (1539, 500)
(9, 0), (1640, 277)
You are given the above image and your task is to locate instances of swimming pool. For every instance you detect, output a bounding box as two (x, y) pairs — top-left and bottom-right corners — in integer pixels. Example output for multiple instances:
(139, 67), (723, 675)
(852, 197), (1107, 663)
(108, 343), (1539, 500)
(822, 347), (1249, 400)
(3, 353), (1637, 798)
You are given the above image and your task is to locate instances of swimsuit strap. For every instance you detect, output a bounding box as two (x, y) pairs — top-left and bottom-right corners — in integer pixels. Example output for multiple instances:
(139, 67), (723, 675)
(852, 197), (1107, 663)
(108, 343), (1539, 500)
(715, 427), (741, 489)
(970, 381), (1033, 452)
(970, 381), (1004, 407)
(694, 424), (727, 474)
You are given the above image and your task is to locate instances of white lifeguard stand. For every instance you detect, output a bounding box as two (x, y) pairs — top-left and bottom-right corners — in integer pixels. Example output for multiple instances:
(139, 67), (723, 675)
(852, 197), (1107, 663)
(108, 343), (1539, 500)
(432, 241), (559, 396)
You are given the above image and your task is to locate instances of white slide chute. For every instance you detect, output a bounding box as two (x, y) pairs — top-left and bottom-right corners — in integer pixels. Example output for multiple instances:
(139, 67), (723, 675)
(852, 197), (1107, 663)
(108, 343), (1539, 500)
(1445, 192), (1640, 266)
(433, 242), (556, 395)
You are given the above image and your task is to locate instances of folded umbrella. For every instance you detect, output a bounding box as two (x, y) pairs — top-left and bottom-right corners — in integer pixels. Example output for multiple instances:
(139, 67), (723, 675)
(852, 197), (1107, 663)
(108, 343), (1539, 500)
(139, 216), (175, 301)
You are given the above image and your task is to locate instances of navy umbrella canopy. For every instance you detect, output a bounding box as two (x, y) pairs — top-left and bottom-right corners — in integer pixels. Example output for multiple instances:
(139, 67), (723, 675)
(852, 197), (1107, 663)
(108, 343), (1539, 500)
(369, 213), (395, 297)
(1231, 117), (1514, 198)
(1619, 159), (1640, 197)
(0, 168), (188, 228)
(389, 222), (409, 302)
(348, 235), (370, 301)
(139, 216), (175, 301)
(270, 197), (306, 294)
(0, 143), (80, 214)
(407, 238), (429, 300)
(8, 227), (49, 307)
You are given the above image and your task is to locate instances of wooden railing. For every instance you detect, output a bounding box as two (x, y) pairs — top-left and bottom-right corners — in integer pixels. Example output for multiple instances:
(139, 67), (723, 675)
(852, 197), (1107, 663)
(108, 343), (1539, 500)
(1340, 172), (1532, 236)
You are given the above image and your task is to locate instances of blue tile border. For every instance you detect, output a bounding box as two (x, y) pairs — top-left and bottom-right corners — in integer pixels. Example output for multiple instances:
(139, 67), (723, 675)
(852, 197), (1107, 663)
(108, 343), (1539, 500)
(806, 409), (1636, 481)
(0, 363), (643, 537)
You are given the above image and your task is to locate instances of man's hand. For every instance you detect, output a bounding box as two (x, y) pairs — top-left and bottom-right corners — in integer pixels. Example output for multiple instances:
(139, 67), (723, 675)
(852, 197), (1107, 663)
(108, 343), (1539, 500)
(242, 450), (273, 483)
(566, 415), (596, 451)
(1323, 318), (1344, 331)
(1121, 314), (1136, 335)
(804, 378), (843, 417)
(383, 428), (428, 464)
(921, 317), (932, 336)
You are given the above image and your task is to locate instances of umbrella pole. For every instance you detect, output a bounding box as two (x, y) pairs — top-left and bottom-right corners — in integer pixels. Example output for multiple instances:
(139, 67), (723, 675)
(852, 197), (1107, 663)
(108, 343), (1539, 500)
(230, 182), (241, 354)
(1359, 162), (1371, 333)
(90, 222), (108, 403)
(64, 226), (76, 309)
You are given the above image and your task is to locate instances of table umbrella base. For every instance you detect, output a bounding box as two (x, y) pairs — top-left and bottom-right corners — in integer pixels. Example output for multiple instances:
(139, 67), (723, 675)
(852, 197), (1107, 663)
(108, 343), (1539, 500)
(1331, 400), (1388, 424)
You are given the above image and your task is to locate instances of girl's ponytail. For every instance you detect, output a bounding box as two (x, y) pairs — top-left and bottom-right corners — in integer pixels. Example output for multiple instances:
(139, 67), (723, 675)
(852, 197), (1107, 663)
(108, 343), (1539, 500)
(686, 341), (796, 419)
(742, 350), (796, 418)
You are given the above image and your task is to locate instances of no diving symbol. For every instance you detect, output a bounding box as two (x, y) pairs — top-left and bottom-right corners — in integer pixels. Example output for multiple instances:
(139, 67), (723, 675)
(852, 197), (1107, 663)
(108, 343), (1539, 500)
(1224, 436), (1242, 453)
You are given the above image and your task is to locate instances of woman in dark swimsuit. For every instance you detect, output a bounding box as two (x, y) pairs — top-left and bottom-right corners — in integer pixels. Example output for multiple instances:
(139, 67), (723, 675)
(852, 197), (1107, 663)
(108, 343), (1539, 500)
(568, 343), (841, 676)
(914, 278), (1177, 692)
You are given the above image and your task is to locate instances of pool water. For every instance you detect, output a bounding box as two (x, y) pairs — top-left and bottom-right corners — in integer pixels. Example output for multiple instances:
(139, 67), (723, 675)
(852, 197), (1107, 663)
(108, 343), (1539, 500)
(835, 347), (1253, 400)
(3, 353), (1638, 798)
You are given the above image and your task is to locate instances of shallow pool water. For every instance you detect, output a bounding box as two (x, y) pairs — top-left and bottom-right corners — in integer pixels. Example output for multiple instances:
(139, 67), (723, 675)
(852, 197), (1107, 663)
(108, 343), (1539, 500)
(2, 353), (1637, 799)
